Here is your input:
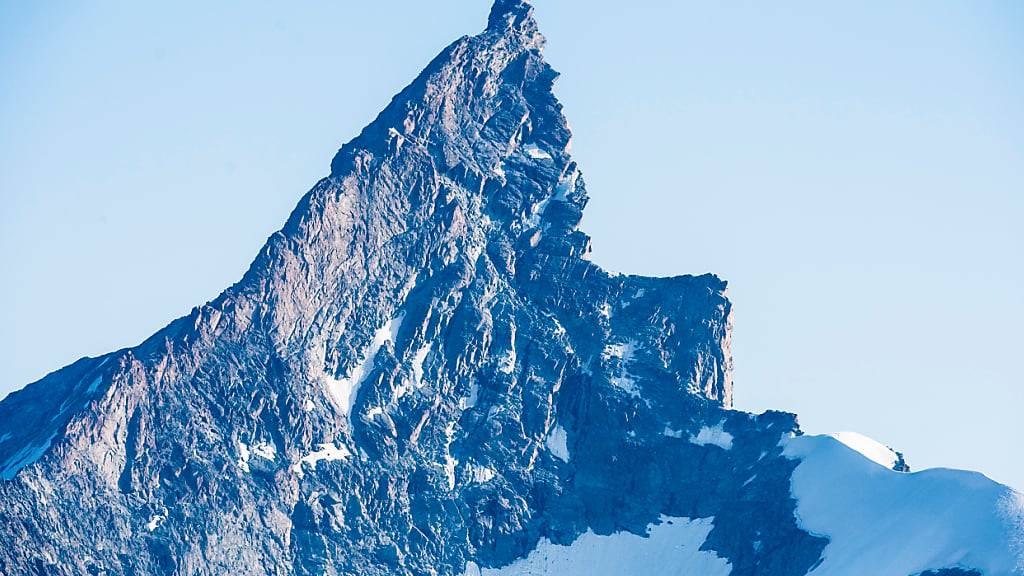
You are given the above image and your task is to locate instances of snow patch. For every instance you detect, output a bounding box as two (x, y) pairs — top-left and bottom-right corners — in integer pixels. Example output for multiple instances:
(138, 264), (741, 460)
(523, 143), (551, 160)
(237, 442), (251, 472)
(690, 423), (733, 450)
(554, 168), (579, 201)
(251, 441), (276, 461)
(782, 433), (1024, 575)
(393, 341), (432, 403)
(459, 382), (480, 410)
(496, 323), (517, 375)
(441, 421), (458, 490)
(497, 350), (516, 374)
(292, 443), (352, 478)
(663, 427), (684, 439)
(545, 424), (570, 463)
(411, 343), (432, 388)
(386, 312), (404, 342)
(551, 318), (566, 337)
(603, 341), (637, 362)
(525, 198), (551, 229)
(463, 516), (730, 576)
(1, 432), (57, 480)
(236, 440), (272, 472)
(609, 375), (640, 397)
(387, 127), (406, 153)
(467, 463), (497, 484)
(326, 312), (405, 421)
(604, 340), (641, 397)
(146, 508), (168, 531)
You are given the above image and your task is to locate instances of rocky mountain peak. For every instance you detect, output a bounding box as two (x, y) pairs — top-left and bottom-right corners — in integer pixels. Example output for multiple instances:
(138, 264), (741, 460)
(1, 2), (1019, 575)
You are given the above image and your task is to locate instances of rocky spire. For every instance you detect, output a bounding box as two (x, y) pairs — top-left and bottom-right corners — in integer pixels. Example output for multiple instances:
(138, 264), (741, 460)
(0, 3), (872, 576)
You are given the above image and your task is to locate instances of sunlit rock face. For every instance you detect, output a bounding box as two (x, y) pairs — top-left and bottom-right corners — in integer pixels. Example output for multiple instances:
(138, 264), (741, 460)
(1, 2), (1019, 575)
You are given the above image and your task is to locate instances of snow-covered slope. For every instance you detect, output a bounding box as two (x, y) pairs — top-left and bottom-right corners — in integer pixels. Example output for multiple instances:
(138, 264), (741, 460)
(783, 434), (1024, 575)
(464, 516), (731, 576)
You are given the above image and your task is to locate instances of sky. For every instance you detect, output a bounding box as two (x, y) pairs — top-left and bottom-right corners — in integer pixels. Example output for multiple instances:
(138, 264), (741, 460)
(1, 1), (1021, 488)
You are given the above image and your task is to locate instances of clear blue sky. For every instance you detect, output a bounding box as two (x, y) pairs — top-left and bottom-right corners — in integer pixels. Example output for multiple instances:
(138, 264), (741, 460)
(1, 1), (1021, 488)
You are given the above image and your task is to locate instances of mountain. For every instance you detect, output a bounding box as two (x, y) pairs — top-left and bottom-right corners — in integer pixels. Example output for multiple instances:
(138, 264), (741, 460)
(1, 1), (1020, 574)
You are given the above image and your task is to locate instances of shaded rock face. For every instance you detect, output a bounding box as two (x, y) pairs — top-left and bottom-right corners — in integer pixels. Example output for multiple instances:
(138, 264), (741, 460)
(0, 2), (828, 574)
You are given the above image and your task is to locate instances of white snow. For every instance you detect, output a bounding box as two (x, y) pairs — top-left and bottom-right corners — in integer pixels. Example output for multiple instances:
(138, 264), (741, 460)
(327, 312), (405, 421)
(663, 427), (684, 439)
(393, 341), (432, 403)
(497, 350), (516, 374)
(545, 424), (570, 462)
(237, 442), (251, 472)
(1, 432), (57, 480)
(551, 318), (566, 337)
(602, 341), (637, 362)
(386, 312), (404, 342)
(525, 198), (551, 229)
(441, 421), (459, 490)
(554, 168), (579, 201)
(411, 343), (432, 388)
(497, 324), (517, 375)
(303, 399), (315, 412)
(609, 374), (641, 397)
(459, 381), (480, 410)
(83, 358), (110, 395)
(292, 443), (352, 478)
(146, 508), (168, 531)
(689, 423), (734, 450)
(251, 441), (276, 461)
(829, 431), (899, 470)
(782, 433), (1024, 575)
(236, 440), (273, 472)
(443, 454), (458, 490)
(492, 164), (506, 179)
(462, 516), (731, 576)
(387, 127), (406, 153)
(533, 222), (551, 248)
(467, 463), (497, 484)
(603, 340), (641, 397)
(523, 143), (551, 160)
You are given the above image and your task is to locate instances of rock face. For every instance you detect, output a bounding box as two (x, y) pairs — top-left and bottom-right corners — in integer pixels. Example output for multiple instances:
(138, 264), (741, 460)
(0, 2), (1020, 575)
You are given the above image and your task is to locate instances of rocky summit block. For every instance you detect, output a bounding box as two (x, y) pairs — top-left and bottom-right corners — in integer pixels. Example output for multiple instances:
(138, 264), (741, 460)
(1, 2), (1020, 575)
